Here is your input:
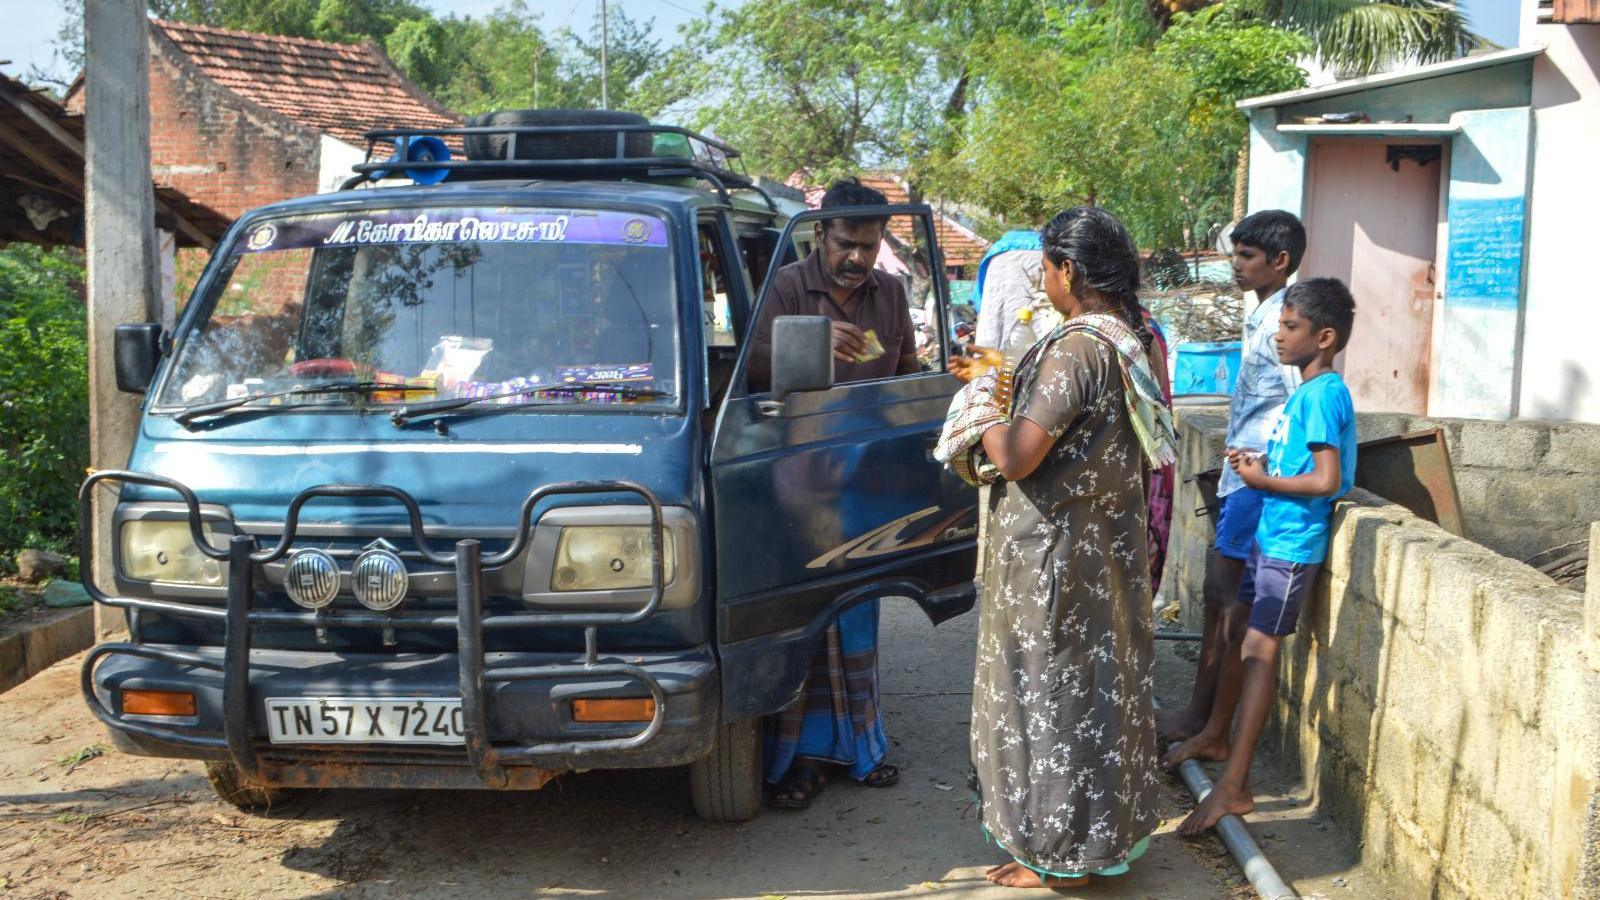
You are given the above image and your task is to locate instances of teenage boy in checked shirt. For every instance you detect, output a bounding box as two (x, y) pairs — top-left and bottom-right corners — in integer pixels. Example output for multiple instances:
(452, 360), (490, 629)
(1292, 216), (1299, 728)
(1176, 277), (1358, 834)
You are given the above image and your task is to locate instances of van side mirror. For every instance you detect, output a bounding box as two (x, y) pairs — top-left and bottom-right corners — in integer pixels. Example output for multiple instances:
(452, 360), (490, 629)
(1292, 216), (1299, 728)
(114, 323), (164, 394)
(769, 315), (834, 406)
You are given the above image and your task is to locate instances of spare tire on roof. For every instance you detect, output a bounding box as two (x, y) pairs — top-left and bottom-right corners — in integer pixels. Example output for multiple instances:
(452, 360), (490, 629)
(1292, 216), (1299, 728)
(464, 108), (654, 162)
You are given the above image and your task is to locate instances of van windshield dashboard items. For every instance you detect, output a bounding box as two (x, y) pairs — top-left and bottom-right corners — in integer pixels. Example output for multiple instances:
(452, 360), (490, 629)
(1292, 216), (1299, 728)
(154, 207), (678, 414)
(390, 379), (667, 427)
(173, 380), (433, 426)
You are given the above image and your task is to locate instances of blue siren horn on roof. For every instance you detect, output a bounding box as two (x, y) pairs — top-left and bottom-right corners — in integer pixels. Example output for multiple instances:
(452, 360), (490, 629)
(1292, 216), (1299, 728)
(373, 135), (451, 186)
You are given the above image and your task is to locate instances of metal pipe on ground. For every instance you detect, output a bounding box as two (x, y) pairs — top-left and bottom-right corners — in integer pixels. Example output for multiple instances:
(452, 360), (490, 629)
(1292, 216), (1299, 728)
(1154, 701), (1297, 900)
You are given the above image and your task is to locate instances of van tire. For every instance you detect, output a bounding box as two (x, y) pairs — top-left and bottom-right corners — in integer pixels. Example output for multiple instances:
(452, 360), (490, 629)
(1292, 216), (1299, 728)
(463, 108), (652, 162)
(689, 717), (762, 822)
(204, 761), (292, 813)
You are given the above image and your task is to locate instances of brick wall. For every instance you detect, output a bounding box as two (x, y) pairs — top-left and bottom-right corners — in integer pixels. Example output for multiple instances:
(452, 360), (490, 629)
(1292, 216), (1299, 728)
(143, 33), (321, 220)
(64, 35), (323, 308)
(1171, 410), (1600, 899)
(137, 31), (323, 309)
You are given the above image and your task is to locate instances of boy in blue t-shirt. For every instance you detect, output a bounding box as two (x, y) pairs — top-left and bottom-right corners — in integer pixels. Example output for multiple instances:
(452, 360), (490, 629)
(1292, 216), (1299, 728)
(1176, 277), (1357, 836)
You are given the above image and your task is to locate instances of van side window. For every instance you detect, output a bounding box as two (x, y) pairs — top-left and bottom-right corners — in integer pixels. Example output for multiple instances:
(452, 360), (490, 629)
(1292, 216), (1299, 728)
(698, 221), (738, 349)
(735, 227), (777, 296)
(745, 211), (950, 393)
(889, 224), (948, 375)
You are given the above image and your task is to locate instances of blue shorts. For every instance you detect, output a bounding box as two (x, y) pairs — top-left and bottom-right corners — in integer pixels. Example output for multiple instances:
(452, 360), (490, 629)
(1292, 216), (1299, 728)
(1213, 488), (1266, 560)
(1237, 544), (1321, 636)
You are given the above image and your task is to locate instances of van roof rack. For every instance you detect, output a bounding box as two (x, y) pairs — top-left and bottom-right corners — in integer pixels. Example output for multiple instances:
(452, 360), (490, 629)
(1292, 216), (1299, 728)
(346, 123), (779, 212)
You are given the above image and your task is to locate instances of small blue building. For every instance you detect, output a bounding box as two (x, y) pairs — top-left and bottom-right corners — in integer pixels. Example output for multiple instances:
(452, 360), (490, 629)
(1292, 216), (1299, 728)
(1238, 7), (1600, 424)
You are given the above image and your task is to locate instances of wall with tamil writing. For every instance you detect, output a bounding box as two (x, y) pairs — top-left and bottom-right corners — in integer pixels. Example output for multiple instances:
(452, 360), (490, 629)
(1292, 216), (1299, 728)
(1429, 107), (1533, 420)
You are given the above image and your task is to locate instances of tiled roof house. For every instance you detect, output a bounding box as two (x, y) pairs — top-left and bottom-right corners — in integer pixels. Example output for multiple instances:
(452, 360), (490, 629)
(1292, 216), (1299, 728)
(70, 20), (461, 222)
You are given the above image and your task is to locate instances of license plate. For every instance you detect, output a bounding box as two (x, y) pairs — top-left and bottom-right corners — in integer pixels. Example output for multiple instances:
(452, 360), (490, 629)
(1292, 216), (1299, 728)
(265, 697), (465, 745)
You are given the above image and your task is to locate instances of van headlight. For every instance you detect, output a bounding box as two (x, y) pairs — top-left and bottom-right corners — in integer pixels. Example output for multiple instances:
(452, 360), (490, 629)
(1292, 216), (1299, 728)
(120, 519), (227, 586)
(551, 526), (676, 591)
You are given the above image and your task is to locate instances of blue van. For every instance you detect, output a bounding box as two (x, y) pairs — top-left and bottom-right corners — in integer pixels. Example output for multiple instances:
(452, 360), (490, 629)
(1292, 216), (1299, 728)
(81, 118), (978, 821)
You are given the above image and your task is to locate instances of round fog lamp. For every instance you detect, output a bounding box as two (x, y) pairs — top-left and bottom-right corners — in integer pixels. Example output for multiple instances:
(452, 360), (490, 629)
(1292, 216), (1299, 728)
(352, 548), (408, 611)
(283, 549), (339, 610)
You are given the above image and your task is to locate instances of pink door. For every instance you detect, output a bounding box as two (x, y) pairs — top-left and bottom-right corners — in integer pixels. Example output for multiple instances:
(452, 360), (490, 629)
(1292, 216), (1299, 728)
(1300, 138), (1442, 414)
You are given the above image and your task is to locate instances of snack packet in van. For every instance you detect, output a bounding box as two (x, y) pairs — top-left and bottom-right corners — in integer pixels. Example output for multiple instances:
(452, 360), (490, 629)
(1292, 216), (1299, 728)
(421, 336), (492, 386)
(854, 329), (886, 364)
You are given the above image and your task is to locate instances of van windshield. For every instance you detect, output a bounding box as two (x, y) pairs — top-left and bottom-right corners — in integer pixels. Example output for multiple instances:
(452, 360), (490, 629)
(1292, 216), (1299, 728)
(155, 207), (678, 413)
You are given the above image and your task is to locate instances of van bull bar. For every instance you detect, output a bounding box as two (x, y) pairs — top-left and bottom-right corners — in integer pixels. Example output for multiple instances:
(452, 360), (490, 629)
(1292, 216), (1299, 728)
(77, 470), (668, 789)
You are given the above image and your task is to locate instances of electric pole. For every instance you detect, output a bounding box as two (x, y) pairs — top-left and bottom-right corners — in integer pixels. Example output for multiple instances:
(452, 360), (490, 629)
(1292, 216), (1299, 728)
(84, 0), (160, 639)
(599, 0), (609, 109)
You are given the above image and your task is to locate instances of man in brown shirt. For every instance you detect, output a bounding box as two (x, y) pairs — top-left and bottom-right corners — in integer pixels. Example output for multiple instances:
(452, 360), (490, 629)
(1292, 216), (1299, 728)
(754, 179), (910, 811)
(747, 180), (920, 393)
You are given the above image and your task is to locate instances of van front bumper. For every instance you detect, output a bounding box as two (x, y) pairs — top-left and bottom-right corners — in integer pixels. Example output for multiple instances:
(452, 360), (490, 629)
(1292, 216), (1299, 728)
(88, 643), (718, 787)
(79, 473), (709, 791)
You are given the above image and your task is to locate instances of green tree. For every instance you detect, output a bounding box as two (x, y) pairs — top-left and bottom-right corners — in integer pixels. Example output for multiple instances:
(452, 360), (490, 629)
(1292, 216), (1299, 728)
(53, 0), (679, 117)
(936, 6), (1308, 248)
(144, 0), (431, 44)
(0, 245), (88, 558)
(658, 0), (946, 179)
(385, 4), (556, 114)
(386, 3), (678, 116)
(559, 5), (670, 114)
(901, 0), (1054, 128)
(53, 0), (433, 75)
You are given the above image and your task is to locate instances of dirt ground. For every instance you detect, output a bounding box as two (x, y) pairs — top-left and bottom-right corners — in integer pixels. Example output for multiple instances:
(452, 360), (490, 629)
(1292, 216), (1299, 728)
(0, 601), (1390, 899)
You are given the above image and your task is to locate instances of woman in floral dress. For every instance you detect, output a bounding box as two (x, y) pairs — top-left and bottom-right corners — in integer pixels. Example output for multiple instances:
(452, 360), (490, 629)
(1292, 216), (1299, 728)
(944, 207), (1176, 888)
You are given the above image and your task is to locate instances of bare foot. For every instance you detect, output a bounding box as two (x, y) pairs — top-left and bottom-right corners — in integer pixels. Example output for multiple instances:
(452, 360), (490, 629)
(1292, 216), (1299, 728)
(985, 861), (1089, 888)
(1176, 781), (1255, 836)
(1156, 707), (1206, 743)
(1162, 731), (1230, 769)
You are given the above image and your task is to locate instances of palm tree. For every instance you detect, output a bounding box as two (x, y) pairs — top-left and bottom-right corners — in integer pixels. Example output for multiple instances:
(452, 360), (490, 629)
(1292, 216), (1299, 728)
(1137, 0), (1482, 220)
(1145, 0), (1482, 75)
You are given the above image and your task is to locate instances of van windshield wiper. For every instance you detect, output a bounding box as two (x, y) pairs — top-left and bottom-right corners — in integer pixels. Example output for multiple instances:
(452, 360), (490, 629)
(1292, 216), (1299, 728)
(173, 381), (427, 426)
(390, 381), (666, 427)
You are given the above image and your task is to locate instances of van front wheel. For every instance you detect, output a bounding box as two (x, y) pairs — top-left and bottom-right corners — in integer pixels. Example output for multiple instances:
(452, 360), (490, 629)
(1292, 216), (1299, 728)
(689, 717), (762, 821)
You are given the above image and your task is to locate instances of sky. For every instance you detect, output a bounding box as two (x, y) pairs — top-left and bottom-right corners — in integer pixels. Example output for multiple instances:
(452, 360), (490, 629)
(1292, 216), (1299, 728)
(1, 0), (1527, 89)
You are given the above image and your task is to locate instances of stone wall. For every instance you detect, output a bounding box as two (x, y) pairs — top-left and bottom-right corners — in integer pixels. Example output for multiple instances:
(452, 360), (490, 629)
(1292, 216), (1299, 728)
(1170, 410), (1600, 899)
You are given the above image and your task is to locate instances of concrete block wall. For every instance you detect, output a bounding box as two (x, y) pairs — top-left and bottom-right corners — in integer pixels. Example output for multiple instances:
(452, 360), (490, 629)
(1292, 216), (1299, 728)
(1171, 410), (1600, 899)
(1355, 413), (1600, 564)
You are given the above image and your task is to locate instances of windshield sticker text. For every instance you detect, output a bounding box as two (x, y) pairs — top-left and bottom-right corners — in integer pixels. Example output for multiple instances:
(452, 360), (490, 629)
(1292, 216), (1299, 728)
(323, 214), (570, 246)
(232, 208), (669, 255)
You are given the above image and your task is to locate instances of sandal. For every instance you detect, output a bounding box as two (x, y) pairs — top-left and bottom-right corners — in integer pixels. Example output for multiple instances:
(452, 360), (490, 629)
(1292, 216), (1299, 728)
(861, 763), (899, 788)
(769, 765), (825, 810)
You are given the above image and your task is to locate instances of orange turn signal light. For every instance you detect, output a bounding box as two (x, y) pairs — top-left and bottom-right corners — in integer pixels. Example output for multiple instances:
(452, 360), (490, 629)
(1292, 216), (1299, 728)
(122, 689), (197, 717)
(572, 698), (656, 723)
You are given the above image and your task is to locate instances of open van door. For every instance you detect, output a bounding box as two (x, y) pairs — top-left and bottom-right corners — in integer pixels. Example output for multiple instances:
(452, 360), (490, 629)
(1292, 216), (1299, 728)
(708, 205), (978, 720)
